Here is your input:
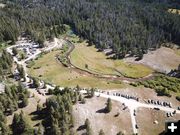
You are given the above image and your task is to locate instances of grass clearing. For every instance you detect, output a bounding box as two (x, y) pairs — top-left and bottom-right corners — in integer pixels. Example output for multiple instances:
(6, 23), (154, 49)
(28, 50), (125, 89)
(71, 42), (153, 78)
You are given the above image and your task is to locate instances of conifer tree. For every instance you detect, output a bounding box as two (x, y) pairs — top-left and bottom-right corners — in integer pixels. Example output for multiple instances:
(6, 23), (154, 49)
(12, 47), (18, 56)
(37, 123), (44, 135)
(117, 131), (124, 135)
(85, 118), (92, 135)
(32, 78), (40, 88)
(99, 129), (105, 135)
(106, 98), (112, 113)
(21, 94), (28, 107)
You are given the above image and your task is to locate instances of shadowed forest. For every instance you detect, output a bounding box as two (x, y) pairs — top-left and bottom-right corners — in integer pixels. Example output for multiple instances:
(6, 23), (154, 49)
(0, 0), (180, 59)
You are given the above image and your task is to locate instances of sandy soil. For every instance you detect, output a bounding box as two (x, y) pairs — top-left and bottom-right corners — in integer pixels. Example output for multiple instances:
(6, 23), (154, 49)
(73, 96), (133, 135)
(124, 47), (180, 73)
(136, 108), (180, 135)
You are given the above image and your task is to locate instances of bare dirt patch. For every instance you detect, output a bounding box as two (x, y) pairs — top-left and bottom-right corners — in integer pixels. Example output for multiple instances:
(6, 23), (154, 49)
(44, 38), (64, 51)
(136, 108), (180, 135)
(124, 47), (180, 73)
(73, 96), (133, 135)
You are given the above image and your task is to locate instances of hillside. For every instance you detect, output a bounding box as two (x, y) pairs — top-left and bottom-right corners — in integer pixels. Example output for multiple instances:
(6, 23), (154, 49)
(0, 0), (180, 59)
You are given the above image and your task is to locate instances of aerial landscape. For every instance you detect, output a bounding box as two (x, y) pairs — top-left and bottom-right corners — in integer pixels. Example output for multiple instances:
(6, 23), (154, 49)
(0, 0), (180, 135)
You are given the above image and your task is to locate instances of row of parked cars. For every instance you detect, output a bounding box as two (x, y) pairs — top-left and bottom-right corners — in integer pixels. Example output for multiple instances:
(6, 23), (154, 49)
(114, 93), (140, 102)
(167, 110), (177, 117)
(147, 99), (172, 108)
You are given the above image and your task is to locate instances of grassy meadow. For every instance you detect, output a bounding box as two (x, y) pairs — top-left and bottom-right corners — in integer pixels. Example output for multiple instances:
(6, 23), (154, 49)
(28, 50), (125, 89)
(71, 42), (153, 78)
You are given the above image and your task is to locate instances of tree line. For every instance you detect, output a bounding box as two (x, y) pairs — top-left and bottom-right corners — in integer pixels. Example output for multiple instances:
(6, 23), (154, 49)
(0, 0), (66, 45)
(1, 0), (180, 59)
(21, 0), (180, 58)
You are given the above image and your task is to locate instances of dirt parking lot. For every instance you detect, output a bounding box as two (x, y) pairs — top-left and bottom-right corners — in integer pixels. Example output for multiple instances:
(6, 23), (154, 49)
(136, 108), (180, 135)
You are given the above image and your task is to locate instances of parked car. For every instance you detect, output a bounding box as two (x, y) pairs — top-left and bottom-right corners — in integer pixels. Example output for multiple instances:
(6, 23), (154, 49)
(135, 124), (139, 129)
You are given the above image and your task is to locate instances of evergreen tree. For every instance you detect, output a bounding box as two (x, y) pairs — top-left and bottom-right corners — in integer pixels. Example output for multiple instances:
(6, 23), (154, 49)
(5, 85), (13, 99)
(50, 123), (61, 135)
(85, 118), (92, 135)
(81, 98), (86, 104)
(37, 123), (44, 135)
(106, 98), (112, 113)
(85, 64), (88, 69)
(117, 131), (124, 135)
(32, 78), (40, 88)
(21, 94), (28, 107)
(74, 92), (78, 104)
(99, 129), (105, 135)
(90, 88), (95, 98)
(79, 94), (83, 101)
(12, 111), (33, 135)
(17, 65), (25, 79)
(12, 113), (20, 134)
(76, 85), (80, 91)
(0, 122), (9, 135)
(12, 47), (18, 56)
(0, 110), (9, 135)
(36, 103), (42, 114)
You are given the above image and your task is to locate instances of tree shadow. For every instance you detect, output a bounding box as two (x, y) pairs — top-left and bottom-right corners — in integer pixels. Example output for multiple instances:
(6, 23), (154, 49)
(96, 107), (108, 113)
(84, 95), (92, 98)
(114, 112), (120, 117)
(30, 108), (47, 121)
(96, 49), (101, 52)
(159, 131), (165, 135)
(34, 122), (40, 127)
(77, 125), (86, 131)
(135, 57), (142, 61)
